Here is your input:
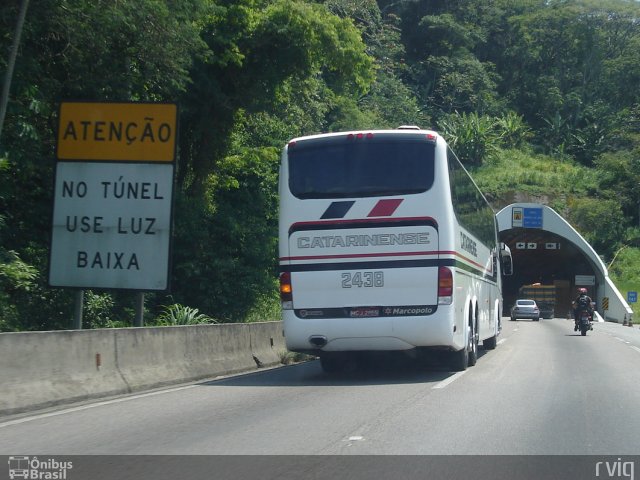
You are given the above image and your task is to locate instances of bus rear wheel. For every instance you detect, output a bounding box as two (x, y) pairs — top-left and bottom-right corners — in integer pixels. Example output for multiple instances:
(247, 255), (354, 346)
(468, 321), (478, 367)
(450, 320), (476, 371)
(450, 346), (468, 372)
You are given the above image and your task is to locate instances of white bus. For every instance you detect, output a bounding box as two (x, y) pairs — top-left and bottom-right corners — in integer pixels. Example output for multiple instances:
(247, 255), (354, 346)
(278, 127), (512, 372)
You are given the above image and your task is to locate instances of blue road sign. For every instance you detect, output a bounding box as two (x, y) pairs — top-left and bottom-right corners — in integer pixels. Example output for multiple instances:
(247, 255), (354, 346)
(523, 207), (543, 228)
(628, 291), (637, 303)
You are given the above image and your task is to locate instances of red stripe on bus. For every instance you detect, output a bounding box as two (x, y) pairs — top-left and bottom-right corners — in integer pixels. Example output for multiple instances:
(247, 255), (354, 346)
(367, 199), (404, 217)
(289, 216), (437, 232)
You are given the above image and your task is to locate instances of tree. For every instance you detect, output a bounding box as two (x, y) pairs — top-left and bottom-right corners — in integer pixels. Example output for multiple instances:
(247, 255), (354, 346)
(0, 0), (210, 330)
(568, 197), (627, 257)
(595, 150), (640, 226)
(380, 0), (506, 121)
(498, 1), (640, 160)
(438, 112), (499, 166)
(177, 0), (374, 196)
(325, 0), (429, 128)
(170, 147), (280, 321)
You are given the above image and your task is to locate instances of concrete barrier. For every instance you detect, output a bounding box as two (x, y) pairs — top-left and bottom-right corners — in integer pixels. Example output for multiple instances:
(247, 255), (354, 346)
(0, 322), (286, 416)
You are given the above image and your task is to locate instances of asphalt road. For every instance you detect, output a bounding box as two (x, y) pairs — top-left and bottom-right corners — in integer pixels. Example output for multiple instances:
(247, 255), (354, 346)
(1, 318), (640, 457)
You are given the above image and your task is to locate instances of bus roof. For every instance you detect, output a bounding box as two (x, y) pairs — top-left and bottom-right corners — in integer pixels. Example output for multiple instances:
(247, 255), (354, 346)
(286, 128), (442, 147)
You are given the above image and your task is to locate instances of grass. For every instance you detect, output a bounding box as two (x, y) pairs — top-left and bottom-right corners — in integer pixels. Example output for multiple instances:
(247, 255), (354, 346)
(473, 148), (599, 203)
(244, 292), (281, 323)
(609, 247), (640, 318)
(278, 350), (314, 365)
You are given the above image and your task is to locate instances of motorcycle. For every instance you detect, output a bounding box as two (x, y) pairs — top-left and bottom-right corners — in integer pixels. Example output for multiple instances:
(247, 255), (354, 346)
(578, 310), (593, 336)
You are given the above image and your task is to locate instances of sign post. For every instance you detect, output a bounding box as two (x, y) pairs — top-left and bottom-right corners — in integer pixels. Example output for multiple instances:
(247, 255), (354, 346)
(49, 102), (178, 327)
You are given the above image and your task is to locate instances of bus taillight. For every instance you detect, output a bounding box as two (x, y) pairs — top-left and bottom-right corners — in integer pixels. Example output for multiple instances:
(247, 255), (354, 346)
(280, 272), (293, 309)
(346, 132), (374, 140)
(438, 266), (453, 305)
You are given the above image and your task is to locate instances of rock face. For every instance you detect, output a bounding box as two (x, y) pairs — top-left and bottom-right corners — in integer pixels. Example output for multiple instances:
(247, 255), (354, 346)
(492, 191), (572, 217)
(501, 191), (551, 206)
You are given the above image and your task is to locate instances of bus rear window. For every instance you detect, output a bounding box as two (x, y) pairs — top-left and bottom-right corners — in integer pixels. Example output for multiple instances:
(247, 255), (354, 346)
(288, 138), (435, 199)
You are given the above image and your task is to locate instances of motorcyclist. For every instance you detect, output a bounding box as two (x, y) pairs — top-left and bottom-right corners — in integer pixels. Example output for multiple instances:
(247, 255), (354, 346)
(572, 287), (594, 331)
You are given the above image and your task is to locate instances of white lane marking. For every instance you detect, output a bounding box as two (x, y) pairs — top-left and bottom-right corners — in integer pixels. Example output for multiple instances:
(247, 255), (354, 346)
(0, 384), (198, 428)
(348, 436), (364, 441)
(433, 371), (467, 389)
(498, 338), (507, 345)
(631, 346), (640, 355)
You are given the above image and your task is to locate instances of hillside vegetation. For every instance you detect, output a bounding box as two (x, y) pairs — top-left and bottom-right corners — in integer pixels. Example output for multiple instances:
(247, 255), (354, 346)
(1, 0), (639, 330)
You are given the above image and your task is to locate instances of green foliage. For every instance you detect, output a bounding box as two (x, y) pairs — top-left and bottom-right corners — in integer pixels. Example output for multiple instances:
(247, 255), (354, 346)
(608, 247), (640, 317)
(170, 147), (280, 322)
(2, 0), (640, 330)
(392, 1), (505, 119)
(0, 250), (37, 292)
(82, 292), (116, 329)
(42, 0), (207, 100)
(438, 112), (500, 166)
(325, 0), (429, 128)
(499, 1), (640, 159)
(473, 148), (599, 200)
(594, 150), (640, 225)
(495, 111), (532, 149)
(244, 290), (281, 323)
(0, 250), (37, 332)
(155, 304), (217, 326)
(567, 197), (627, 258)
(178, 0), (375, 194)
(325, 95), (379, 131)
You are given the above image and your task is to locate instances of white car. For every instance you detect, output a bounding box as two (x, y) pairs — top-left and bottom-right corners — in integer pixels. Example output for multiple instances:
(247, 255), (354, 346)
(510, 299), (540, 321)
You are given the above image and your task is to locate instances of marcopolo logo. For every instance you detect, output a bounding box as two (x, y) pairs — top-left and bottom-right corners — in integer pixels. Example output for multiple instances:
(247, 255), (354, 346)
(383, 306), (435, 316)
(8, 456), (73, 480)
(596, 458), (635, 480)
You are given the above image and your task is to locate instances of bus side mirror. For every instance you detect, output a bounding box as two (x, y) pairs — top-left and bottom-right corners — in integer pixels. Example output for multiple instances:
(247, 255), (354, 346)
(499, 242), (513, 276)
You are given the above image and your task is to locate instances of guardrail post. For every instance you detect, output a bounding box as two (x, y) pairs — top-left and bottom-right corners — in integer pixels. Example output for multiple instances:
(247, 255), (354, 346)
(134, 292), (144, 327)
(72, 290), (84, 330)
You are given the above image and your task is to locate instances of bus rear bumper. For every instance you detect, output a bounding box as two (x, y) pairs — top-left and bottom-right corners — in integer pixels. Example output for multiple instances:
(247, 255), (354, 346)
(283, 310), (460, 353)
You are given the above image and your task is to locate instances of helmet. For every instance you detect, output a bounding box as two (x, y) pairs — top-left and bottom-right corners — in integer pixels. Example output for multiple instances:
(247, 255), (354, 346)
(579, 288), (587, 294)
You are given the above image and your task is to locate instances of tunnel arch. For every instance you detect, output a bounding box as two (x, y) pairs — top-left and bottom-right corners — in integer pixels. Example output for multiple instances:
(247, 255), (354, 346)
(496, 203), (632, 322)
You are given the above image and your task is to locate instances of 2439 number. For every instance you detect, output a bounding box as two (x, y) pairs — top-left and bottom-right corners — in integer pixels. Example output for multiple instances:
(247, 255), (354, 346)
(341, 271), (384, 288)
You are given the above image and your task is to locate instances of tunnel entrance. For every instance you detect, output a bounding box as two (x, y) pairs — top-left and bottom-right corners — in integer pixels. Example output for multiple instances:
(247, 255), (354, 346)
(496, 204), (605, 318)
(499, 228), (597, 316)
(496, 204), (632, 322)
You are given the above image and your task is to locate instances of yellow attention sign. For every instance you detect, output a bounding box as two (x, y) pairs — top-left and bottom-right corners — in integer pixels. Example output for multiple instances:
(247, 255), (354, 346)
(57, 102), (177, 162)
